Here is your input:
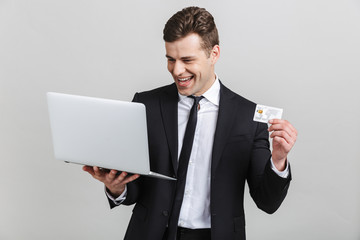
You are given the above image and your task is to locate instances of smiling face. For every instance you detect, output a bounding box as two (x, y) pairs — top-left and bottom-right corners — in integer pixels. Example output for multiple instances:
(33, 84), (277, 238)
(165, 33), (220, 96)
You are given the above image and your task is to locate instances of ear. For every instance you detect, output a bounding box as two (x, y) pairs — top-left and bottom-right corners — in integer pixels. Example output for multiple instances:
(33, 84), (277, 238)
(210, 45), (220, 64)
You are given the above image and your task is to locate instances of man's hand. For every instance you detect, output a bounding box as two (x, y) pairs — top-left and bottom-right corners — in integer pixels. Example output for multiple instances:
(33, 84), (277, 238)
(83, 166), (140, 198)
(268, 119), (297, 171)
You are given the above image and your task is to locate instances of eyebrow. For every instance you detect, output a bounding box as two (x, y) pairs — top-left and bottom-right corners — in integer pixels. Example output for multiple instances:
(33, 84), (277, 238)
(165, 55), (196, 60)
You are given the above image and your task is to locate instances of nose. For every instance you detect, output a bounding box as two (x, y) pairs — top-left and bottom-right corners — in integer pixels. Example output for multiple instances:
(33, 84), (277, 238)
(172, 61), (185, 76)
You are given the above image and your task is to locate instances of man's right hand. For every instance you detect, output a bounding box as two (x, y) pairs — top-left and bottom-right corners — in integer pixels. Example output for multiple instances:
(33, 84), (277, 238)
(83, 166), (140, 198)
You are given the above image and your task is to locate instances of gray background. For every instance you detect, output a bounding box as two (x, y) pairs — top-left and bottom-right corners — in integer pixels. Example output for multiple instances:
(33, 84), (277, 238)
(1, 0), (359, 239)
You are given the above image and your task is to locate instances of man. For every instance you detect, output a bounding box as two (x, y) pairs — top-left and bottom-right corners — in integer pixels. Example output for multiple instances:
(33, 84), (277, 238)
(83, 6), (297, 240)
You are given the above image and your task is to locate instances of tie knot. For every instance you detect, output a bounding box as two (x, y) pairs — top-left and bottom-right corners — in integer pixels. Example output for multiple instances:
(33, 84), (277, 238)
(188, 95), (204, 106)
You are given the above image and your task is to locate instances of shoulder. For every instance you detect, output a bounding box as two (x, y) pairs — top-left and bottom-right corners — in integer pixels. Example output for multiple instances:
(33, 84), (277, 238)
(219, 81), (257, 109)
(219, 81), (267, 135)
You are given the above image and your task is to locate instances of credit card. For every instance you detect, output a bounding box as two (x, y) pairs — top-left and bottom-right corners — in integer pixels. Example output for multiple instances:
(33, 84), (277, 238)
(253, 104), (283, 123)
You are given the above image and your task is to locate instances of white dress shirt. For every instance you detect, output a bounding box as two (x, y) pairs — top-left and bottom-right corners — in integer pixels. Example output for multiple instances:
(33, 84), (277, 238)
(176, 79), (219, 228)
(107, 76), (289, 228)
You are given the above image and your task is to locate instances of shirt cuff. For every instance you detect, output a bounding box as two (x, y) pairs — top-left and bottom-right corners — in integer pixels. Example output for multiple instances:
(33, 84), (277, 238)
(270, 158), (289, 178)
(105, 185), (127, 205)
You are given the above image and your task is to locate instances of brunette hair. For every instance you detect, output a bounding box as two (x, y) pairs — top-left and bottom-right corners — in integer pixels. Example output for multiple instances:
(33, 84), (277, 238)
(163, 6), (219, 55)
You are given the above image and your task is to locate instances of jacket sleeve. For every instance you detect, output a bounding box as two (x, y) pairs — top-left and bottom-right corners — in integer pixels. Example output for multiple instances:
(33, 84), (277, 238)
(247, 121), (292, 214)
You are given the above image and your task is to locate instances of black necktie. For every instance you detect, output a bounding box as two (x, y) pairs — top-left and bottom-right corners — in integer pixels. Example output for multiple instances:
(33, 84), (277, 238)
(167, 95), (204, 240)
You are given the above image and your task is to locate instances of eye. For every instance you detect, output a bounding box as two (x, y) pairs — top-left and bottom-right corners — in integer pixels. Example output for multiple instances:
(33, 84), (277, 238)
(167, 58), (175, 63)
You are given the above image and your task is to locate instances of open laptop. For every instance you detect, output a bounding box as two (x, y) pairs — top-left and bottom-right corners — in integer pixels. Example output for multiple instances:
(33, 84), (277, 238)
(47, 92), (176, 180)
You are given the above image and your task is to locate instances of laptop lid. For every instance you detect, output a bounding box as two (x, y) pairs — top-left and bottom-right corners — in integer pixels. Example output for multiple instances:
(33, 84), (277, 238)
(47, 92), (153, 175)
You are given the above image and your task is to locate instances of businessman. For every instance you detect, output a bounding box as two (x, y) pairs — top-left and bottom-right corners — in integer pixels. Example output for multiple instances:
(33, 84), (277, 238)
(84, 6), (297, 240)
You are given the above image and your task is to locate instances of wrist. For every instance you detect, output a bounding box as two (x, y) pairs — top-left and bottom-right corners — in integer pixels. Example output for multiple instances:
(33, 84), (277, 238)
(273, 158), (287, 171)
(106, 186), (125, 199)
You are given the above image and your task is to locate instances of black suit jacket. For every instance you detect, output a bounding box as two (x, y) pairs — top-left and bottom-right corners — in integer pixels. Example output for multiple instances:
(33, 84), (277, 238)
(109, 82), (291, 240)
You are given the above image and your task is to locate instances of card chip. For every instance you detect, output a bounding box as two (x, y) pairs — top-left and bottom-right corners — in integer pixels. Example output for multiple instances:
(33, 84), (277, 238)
(253, 104), (283, 123)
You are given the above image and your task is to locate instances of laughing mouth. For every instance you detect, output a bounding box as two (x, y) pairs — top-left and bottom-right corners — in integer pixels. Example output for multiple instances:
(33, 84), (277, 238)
(178, 76), (193, 82)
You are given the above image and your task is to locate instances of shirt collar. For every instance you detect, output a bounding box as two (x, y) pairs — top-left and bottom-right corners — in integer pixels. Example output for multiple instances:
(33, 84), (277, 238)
(178, 74), (220, 106)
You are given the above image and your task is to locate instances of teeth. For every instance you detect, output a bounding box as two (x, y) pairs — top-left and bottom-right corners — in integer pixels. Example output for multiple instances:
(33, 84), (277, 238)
(178, 76), (192, 82)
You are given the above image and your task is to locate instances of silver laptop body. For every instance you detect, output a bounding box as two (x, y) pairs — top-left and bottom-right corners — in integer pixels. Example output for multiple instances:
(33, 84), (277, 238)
(47, 92), (175, 180)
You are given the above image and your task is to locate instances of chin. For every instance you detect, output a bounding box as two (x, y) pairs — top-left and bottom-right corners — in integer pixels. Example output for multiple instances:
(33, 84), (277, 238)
(177, 90), (189, 96)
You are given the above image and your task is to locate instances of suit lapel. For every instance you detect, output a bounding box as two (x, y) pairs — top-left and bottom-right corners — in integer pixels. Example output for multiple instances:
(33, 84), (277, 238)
(160, 84), (179, 176)
(211, 82), (238, 176)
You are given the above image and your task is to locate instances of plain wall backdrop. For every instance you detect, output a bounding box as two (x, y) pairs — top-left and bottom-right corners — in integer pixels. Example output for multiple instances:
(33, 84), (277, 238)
(1, 0), (359, 239)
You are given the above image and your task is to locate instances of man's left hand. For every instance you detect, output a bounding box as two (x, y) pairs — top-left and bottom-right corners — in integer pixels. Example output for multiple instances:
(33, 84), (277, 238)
(268, 119), (297, 171)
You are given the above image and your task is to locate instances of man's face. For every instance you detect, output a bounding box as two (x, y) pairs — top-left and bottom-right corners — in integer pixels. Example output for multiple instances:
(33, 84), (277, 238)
(165, 33), (220, 96)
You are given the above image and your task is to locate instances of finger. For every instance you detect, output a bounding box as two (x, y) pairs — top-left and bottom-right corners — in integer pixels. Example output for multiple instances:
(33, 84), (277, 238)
(83, 165), (95, 175)
(270, 119), (297, 133)
(268, 120), (289, 131)
(273, 136), (290, 151)
(270, 130), (292, 144)
(269, 124), (297, 142)
(272, 127), (296, 143)
(106, 170), (118, 182)
(113, 171), (128, 184)
(273, 136), (293, 152)
(273, 134), (296, 149)
(122, 174), (140, 184)
(269, 124), (293, 138)
(269, 123), (296, 138)
(268, 119), (284, 124)
(93, 166), (104, 177)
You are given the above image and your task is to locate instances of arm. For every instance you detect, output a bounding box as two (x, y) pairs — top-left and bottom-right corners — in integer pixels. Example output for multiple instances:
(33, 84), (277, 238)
(247, 120), (296, 214)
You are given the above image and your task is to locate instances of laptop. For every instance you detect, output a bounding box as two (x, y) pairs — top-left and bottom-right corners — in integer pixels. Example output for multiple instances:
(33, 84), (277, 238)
(47, 92), (176, 180)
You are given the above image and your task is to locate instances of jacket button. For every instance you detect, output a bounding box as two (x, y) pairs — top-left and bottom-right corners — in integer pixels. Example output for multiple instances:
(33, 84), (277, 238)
(162, 211), (169, 217)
